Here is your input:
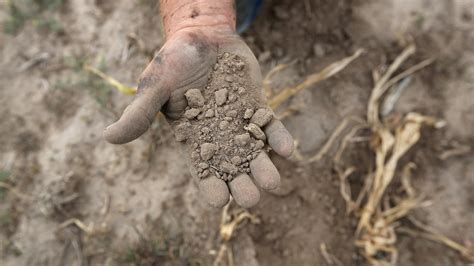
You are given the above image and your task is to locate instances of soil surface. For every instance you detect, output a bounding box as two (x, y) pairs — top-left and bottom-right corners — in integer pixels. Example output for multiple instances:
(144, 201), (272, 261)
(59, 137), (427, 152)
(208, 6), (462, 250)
(0, 0), (473, 265)
(173, 52), (269, 181)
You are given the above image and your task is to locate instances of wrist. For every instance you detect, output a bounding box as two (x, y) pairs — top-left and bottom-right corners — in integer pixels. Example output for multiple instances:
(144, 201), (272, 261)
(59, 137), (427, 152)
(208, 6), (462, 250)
(160, 0), (236, 40)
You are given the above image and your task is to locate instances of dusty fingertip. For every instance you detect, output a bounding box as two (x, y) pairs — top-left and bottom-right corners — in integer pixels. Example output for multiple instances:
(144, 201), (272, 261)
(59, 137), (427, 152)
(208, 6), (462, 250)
(103, 123), (125, 144)
(250, 152), (280, 191)
(103, 120), (147, 144)
(103, 109), (151, 144)
(199, 176), (230, 208)
(265, 120), (294, 158)
(228, 174), (260, 208)
(103, 124), (122, 144)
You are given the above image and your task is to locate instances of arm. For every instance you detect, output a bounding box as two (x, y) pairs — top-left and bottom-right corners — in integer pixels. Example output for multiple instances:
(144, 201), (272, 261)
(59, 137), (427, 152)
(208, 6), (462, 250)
(160, 0), (236, 39)
(104, 0), (294, 208)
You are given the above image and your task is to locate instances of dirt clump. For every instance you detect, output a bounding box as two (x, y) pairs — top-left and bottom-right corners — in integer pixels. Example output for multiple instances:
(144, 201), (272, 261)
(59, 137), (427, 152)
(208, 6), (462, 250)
(171, 53), (272, 182)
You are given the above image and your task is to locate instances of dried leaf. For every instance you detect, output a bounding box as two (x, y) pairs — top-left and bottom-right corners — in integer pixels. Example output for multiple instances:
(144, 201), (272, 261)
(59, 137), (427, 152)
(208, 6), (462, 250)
(84, 64), (137, 95)
(269, 49), (364, 109)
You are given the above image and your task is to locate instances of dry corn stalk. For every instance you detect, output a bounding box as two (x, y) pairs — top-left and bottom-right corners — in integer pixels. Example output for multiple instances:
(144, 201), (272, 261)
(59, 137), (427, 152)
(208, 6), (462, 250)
(269, 49), (364, 109)
(354, 113), (442, 265)
(399, 217), (474, 261)
(84, 64), (137, 95)
(351, 44), (446, 265)
(357, 113), (444, 234)
(213, 200), (260, 266)
(263, 62), (295, 98)
(307, 43), (473, 265)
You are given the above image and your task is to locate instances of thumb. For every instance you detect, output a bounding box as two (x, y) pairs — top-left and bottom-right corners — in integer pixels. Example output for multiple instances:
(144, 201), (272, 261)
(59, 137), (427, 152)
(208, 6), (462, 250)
(104, 64), (170, 144)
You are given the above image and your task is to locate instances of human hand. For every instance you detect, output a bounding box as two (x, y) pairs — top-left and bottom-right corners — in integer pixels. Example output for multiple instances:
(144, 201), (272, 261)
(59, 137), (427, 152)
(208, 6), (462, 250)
(103, 1), (293, 208)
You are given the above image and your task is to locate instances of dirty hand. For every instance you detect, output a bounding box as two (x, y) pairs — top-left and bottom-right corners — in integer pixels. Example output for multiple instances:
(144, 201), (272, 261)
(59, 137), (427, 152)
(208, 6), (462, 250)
(103, 0), (294, 208)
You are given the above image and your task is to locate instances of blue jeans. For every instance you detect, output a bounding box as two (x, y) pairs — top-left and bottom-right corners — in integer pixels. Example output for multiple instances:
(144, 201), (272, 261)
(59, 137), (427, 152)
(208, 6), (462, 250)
(236, 0), (262, 33)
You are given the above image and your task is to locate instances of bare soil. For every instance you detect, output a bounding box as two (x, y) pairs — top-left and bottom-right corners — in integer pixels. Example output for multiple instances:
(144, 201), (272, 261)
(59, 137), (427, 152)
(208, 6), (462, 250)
(0, 0), (473, 265)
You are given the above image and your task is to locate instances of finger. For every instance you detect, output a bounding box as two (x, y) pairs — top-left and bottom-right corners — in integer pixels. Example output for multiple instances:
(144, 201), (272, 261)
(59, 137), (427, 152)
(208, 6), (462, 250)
(250, 152), (280, 191)
(104, 74), (169, 144)
(199, 176), (230, 208)
(228, 174), (260, 208)
(264, 119), (294, 157)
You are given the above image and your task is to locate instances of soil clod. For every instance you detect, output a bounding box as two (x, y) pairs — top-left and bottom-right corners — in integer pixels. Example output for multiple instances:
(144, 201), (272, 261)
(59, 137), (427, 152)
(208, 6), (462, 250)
(215, 88), (228, 106)
(250, 108), (273, 127)
(219, 120), (230, 130)
(234, 133), (251, 146)
(184, 108), (201, 119)
(246, 123), (266, 141)
(244, 108), (254, 119)
(200, 143), (218, 161)
(205, 109), (215, 118)
(185, 89), (205, 108)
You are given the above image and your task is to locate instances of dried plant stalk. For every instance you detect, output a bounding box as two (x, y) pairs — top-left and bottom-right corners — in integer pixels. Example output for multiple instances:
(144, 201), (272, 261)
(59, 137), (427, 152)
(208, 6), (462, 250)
(84, 64), (137, 95)
(269, 49), (364, 109)
(213, 200), (260, 266)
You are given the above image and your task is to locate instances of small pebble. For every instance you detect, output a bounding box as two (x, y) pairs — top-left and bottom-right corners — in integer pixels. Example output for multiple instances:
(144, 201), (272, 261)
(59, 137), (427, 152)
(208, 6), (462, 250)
(246, 123), (266, 140)
(191, 151), (200, 160)
(222, 173), (229, 181)
(184, 89), (205, 108)
(215, 88), (228, 106)
(201, 127), (210, 134)
(205, 109), (215, 118)
(219, 121), (230, 130)
(200, 143), (217, 161)
(220, 161), (238, 175)
(244, 108), (254, 119)
(237, 87), (246, 94)
(224, 117), (233, 121)
(226, 110), (238, 118)
(198, 163), (209, 169)
(228, 94), (237, 102)
(225, 76), (233, 83)
(234, 133), (251, 146)
(184, 108), (201, 119)
(255, 140), (265, 150)
(201, 169), (209, 177)
(246, 155), (252, 161)
(231, 156), (242, 165)
(235, 61), (245, 70)
(250, 108), (273, 127)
